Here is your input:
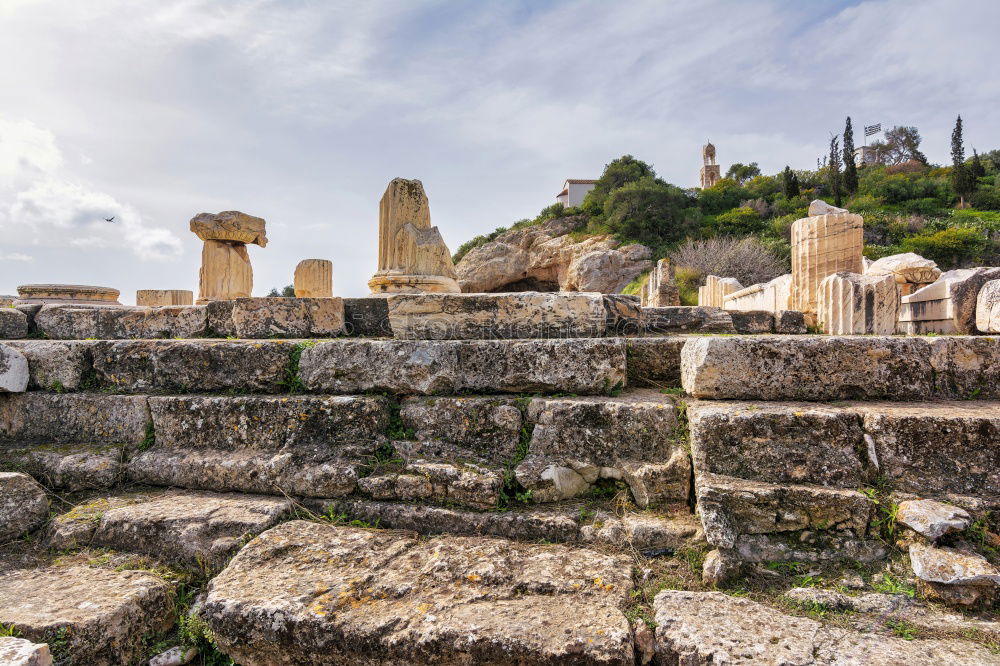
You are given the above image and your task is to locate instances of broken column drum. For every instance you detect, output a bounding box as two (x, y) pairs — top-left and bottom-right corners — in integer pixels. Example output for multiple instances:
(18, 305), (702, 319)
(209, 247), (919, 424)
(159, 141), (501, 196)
(294, 260), (333, 298)
(790, 202), (864, 314)
(190, 211), (268, 304)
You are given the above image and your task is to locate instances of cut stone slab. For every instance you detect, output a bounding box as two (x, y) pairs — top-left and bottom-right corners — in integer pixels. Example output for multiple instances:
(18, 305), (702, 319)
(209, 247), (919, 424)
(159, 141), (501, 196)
(34, 304), (207, 339)
(0, 308), (29, 339)
(48, 490), (292, 567)
(311, 499), (580, 543)
(580, 510), (704, 552)
(728, 310), (774, 334)
(1, 443), (124, 491)
(358, 459), (503, 509)
(682, 335), (1000, 400)
(0, 344), (28, 393)
(688, 401), (868, 487)
(625, 336), (685, 388)
(400, 396), (521, 464)
(0, 472), (48, 542)
(92, 340), (295, 393)
(0, 393), (148, 446)
(977, 279), (1000, 333)
(860, 401), (1000, 496)
(203, 521), (635, 665)
(228, 297), (345, 338)
(342, 297), (391, 336)
(909, 542), (1000, 587)
(653, 589), (996, 665)
(386, 292), (606, 339)
(300, 338), (627, 395)
(0, 637), (52, 666)
(0, 565), (174, 666)
(149, 394), (388, 450)
(603, 294), (643, 335)
(641, 306), (735, 334)
(774, 309), (807, 334)
(14, 284), (120, 306)
(2, 340), (94, 391)
(897, 499), (972, 541)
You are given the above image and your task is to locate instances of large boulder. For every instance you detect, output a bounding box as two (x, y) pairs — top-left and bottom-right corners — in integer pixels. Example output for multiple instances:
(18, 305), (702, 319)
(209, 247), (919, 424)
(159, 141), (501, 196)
(455, 217), (651, 293)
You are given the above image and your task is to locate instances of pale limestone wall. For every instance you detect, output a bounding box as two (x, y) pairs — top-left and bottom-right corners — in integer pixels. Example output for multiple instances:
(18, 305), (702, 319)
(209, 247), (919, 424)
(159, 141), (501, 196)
(817, 272), (898, 335)
(642, 259), (680, 307)
(198, 241), (253, 304)
(698, 275), (742, 308)
(976, 279), (1000, 333)
(294, 260), (333, 298)
(723, 274), (792, 313)
(790, 212), (864, 314)
(136, 290), (193, 307)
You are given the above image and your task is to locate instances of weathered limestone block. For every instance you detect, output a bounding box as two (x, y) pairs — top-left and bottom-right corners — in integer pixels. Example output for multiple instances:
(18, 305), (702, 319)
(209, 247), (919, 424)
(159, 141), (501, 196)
(653, 590), (994, 665)
(34, 304), (207, 339)
(2, 340), (94, 391)
(901, 267), (1000, 334)
(0, 343), (28, 393)
(910, 542), (1000, 608)
(976, 279), (1000, 333)
(697, 275), (742, 308)
(293, 259), (333, 298)
(342, 297), (391, 336)
(48, 490), (293, 567)
(580, 511), (704, 552)
(927, 335), (1000, 398)
(2, 444), (125, 491)
(641, 258), (680, 307)
(386, 292), (606, 339)
(360, 459), (503, 509)
(817, 271), (899, 335)
(0, 637), (52, 666)
(300, 339), (627, 395)
(0, 472), (48, 541)
(688, 402), (868, 488)
(602, 294), (642, 335)
(696, 472), (873, 552)
(197, 240), (254, 303)
(641, 306), (736, 333)
(0, 295), (15, 307)
(859, 401), (1000, 496)
(189, 210), (268, 246)
(0, 566), (175, 666)
(774, 309), (807, 333)
(0, 393), (148, 445)
(897, 499), (971, 542)
(723, 274), (792, 312)
(790, 204), (864, 314)
(620, 457), (691, 509)
(728, 310), (774, 333)
(149, 395), (388, 450)
(400, 396), (522, 463)
(14, 283), (120, 306)
(229, 297), (345, 337)
(625, 337), (685, 388)
(681, 336), (935, 401)
(135, 290), (194, 306)
(203, 521), (635, 665)
(92, 340), (294, 393)
(866, 252), (941, 286)
(13, 304), (41, 336)
(369, 178), (460, 294)
(0, 308), (29, 339)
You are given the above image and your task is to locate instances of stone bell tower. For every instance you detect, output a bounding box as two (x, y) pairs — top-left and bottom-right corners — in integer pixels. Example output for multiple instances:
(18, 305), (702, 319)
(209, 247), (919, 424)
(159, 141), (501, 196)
(699, 141), (721, 189)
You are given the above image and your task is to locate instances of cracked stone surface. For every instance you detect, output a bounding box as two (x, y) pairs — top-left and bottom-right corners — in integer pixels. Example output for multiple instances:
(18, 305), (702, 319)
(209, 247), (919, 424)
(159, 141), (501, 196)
(203, 520), (635, 665)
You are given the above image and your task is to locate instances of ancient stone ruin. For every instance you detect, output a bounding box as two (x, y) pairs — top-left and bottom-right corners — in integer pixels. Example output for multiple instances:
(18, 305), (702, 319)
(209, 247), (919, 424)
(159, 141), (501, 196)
(790, 200), (865, 317)
(641, 258), (680, 307)
(190, 210), (268, 304)
(135, 289), (193, 306)
(3, 193), (1000, 665)
(368, 178), (461, 295)
(14, 284), (121, 306)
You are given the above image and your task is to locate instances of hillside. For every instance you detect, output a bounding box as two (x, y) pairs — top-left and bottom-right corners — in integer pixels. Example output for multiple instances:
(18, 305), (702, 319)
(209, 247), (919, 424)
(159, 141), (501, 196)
(454, 143), (1000, 304)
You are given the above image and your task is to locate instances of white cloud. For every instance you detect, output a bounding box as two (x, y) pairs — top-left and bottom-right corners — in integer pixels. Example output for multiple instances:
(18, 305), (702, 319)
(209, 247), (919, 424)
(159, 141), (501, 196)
(0, 252), (33, 262)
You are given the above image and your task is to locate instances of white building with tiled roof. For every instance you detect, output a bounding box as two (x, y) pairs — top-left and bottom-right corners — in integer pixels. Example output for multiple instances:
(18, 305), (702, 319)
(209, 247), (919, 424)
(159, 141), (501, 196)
(555, 179), (598, 208)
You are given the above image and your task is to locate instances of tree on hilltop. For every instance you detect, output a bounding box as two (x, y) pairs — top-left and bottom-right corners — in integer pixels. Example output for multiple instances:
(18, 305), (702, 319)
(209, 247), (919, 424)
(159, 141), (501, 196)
(842, 117), (858, 194)
(724, 162), (761, 185)
(582, 155), (656, 214)
(781, 166), (800, 198)
(869, 126), (928, 165)
(827, 135), (842, 206)
(951, 115), (976, 207)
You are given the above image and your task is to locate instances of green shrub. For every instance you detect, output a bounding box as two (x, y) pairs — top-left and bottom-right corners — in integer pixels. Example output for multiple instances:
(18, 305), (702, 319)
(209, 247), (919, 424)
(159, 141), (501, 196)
(899, 227), (992, 268)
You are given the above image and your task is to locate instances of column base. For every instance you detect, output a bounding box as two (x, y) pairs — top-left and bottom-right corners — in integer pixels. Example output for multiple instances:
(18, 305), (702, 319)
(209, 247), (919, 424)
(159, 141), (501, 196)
(368, 274), (461, 295)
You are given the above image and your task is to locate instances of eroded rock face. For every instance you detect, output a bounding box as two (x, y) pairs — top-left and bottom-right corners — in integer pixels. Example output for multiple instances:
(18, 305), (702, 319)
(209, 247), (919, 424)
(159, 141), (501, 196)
(33, 304), (208, 340)
(228, 297), (345, 338)
(400, 396), (522, 464)
(0, 637), (52, 666)
(203, 521), (635, 665)
(909, 542), (1000, 607)
(3, 340), (94, 391)
(455, 217), (651, 294)
(0, 472), (48, 542)
(0, 343), (28, 393)
(386, 292), (607, 339)
(654, 590), (995, 665)
(0, 566), (175, 666)
(0, 309), (29, 339)
(625, 337), (685, 388)
(0, 393), (148, 446)
(189, 210), (268, 246)
(48, 490), (293, 567)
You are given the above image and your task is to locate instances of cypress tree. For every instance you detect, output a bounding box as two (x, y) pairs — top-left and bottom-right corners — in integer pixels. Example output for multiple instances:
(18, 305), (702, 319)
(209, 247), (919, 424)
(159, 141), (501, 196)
(781, 166), (800, 198)
(827, 135), (842, 206)
(842, 117), (858, 195)
(971, 149), (986, 179)
(951, 115), (975, 207)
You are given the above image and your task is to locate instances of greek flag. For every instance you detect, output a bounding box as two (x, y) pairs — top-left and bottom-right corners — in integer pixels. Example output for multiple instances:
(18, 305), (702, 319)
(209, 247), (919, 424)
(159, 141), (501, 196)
(864, 123), (881, 137)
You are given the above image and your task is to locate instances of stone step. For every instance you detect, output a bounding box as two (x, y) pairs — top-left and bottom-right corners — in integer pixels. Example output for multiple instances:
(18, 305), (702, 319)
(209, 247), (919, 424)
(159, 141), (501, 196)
(46, 489), (294, 568)
(688, 400), (1000, 562)
(682, 335), (1000, 400)
(0, 564), (175, 666)
(202, 520), (637, 665)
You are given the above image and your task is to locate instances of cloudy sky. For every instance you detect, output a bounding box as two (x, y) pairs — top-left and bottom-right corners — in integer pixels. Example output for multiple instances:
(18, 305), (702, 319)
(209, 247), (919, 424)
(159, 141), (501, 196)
(1, 0), (997, 300)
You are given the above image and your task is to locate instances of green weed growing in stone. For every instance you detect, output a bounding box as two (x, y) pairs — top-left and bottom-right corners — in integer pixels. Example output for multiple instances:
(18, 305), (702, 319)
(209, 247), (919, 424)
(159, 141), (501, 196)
(0, 622), (21, 638)
(886, 618), (918, 640)
(871, 572), (916, 598)
(279, 340), (317, 393)
(138, 420), (156, 451)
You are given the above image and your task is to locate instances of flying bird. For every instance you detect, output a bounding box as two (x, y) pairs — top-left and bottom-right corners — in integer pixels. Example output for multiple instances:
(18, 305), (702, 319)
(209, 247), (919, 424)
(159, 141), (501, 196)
(104, 216), (115, 222)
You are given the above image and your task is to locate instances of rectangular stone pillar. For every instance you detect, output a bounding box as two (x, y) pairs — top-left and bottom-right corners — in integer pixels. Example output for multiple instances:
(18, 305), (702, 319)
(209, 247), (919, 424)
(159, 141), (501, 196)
(791, 211), (864, 315)
(698, 275), (742, 308)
